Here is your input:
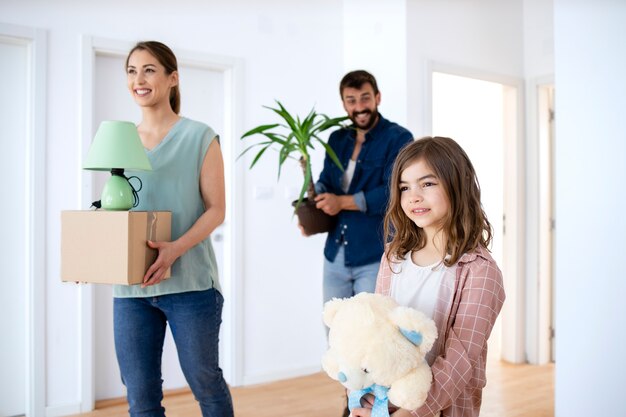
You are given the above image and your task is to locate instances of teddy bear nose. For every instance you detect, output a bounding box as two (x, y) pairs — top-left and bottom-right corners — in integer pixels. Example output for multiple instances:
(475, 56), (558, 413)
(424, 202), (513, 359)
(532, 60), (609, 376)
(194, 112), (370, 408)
(338, 372), (347, 382)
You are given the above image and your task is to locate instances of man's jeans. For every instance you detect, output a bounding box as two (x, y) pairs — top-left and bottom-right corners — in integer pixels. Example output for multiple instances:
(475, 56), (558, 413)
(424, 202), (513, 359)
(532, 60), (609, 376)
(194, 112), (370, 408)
(323, 246), (380, 303)
(114, 288), (233, 417)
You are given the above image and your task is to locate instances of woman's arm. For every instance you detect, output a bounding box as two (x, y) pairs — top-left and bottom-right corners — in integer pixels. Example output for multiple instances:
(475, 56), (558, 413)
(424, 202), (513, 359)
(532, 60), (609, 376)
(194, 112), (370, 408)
(142, 139), (225, 287)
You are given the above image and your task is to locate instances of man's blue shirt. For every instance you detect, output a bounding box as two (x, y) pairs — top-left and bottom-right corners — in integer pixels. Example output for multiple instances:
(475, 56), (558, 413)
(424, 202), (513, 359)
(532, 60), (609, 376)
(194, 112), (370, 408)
(316, 114), (413, 266)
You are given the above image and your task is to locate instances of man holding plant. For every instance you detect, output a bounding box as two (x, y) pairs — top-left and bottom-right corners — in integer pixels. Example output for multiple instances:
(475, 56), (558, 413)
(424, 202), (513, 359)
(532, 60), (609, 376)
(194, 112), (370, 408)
(303, 70), (413, 308)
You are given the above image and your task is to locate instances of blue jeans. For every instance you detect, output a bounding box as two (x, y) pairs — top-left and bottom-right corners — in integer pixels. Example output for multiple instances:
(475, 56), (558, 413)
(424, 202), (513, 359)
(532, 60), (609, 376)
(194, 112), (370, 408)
(323, 246), (380, 303)
(113, 288), (233, 417)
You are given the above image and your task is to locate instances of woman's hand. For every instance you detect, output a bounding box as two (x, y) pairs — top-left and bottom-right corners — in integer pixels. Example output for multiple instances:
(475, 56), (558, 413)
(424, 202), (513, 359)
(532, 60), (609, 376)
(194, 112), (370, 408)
(141, 239), (183, 288)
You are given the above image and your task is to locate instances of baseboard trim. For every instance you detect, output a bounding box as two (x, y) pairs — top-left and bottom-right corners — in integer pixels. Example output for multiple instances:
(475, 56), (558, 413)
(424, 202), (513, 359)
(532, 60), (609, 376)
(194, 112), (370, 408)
(46, 403), (81, 417)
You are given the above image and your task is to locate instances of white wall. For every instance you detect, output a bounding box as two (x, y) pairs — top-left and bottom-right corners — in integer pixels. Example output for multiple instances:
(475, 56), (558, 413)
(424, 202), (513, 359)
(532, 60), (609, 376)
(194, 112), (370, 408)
(553, 1), (626, 415)
(406, 0), (525, 138)
(1, 0), (343, 412)
(343, 0), (408, 126)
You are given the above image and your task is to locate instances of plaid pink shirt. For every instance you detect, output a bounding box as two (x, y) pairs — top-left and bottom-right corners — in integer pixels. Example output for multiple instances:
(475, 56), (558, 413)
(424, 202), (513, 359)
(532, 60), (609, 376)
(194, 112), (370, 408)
(376, 245), (505, 417)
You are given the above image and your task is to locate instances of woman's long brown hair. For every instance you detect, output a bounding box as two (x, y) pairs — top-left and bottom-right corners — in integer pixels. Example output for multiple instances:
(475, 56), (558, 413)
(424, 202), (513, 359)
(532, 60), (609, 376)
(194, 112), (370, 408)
(384, 136), (493, 266)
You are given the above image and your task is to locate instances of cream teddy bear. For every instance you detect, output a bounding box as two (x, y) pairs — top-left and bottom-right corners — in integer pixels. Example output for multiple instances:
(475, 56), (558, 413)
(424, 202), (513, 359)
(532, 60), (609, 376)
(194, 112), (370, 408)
(322, 292), (438, 417)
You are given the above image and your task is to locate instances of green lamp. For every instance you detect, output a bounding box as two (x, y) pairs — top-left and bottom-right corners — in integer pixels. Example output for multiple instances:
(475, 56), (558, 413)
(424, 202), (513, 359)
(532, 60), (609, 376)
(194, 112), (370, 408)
(83, 121), (152, 210)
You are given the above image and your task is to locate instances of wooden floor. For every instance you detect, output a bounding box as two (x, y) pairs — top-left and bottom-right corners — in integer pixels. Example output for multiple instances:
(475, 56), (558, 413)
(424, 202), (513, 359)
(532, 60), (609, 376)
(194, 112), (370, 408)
(71, 360), (554, 417)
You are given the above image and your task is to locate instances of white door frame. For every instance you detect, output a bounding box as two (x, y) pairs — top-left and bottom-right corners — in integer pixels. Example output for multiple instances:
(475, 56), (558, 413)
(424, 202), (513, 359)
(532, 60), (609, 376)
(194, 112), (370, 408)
(0, 22), (47, 417)
(425, 61), (527, 363)
(78, 36), (245, 410)
(537, 81), (555, 364)
(523, 75), (555, 365)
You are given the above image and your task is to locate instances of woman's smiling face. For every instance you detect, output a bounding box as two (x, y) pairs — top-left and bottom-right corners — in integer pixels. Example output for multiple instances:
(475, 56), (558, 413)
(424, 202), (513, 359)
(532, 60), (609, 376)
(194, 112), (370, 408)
(126, 49), (178, 110)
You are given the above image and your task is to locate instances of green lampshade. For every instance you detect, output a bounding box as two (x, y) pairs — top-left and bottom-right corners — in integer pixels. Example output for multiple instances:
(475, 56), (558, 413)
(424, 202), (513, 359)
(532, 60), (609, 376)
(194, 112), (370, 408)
(83, 121), (152, 211)
(83, 121), (152, 171)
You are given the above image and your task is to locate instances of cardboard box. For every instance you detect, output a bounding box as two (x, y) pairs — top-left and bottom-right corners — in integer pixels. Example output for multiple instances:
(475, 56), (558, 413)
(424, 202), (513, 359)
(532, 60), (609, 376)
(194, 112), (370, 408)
(61, 210), (172, 285)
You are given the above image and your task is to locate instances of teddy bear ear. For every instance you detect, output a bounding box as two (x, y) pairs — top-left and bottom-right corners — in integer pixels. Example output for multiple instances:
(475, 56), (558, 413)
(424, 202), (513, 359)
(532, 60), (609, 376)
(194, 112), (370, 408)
(390, 306), (438, 355)
(399, 328), (423, 346)
(322, 297), (346, 328)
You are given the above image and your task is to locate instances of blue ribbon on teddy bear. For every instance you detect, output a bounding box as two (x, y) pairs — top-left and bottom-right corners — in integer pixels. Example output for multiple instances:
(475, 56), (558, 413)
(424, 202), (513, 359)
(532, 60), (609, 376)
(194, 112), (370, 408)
(348, 384), (391, 417)
(345, 329), (424, 417)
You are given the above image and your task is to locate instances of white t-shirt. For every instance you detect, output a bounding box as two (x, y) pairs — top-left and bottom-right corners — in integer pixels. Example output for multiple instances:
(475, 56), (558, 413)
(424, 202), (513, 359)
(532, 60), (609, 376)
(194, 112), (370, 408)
(341, 159), (357, 193)
(389, 252), (448, 320)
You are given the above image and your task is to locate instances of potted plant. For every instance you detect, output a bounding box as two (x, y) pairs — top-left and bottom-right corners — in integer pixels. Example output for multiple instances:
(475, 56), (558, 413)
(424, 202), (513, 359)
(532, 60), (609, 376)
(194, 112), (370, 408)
(240, 100), (347, 235)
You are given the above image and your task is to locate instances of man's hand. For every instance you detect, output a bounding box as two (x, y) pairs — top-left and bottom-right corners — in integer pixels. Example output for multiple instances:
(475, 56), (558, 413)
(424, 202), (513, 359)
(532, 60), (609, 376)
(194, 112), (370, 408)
(315, 193), (345, 216)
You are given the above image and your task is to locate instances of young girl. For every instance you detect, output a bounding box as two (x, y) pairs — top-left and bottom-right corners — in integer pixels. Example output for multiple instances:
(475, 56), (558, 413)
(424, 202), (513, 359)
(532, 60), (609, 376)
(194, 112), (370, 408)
(352, 136), (505, 417)
(113, 41), (233, 417)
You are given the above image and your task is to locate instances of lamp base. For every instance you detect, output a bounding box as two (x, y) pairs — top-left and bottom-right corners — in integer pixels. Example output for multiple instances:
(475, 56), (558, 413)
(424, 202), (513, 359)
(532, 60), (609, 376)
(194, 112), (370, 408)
(101, 174), (134, 210)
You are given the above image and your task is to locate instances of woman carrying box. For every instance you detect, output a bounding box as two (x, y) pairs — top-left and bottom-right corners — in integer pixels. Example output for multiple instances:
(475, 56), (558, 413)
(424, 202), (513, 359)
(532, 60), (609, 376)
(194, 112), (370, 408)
(112, 40), (233, 417)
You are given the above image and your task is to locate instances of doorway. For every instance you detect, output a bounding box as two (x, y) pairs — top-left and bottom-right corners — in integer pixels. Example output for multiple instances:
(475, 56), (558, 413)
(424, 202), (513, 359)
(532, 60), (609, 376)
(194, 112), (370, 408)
(0, 24), (46, 417)
(430, 69), (524, 362)
(80, 38), (242, 407)
(0, 34), (29, 417)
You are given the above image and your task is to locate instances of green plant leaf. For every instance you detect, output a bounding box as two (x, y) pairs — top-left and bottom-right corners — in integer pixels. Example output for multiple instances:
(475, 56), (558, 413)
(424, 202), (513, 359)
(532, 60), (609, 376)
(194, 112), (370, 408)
(249, 144), (273, 169)
(270, 101), (299, 135)
(317, 115), (349, 133)
(236, 141), (273, 161)
(300, 107), (317, 135)
(316, 138), (344, 171)
(276, 145), (300, 179)
(294, 162), (313, 211)
(262, 132), (289, 146)
(241, 123), (280, 138)
(239, 101), (348, 206)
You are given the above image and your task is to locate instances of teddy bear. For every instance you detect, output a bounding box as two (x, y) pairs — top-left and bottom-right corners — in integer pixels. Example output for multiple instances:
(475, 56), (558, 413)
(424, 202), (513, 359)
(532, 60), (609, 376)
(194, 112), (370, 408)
(322, 292), (438, 417)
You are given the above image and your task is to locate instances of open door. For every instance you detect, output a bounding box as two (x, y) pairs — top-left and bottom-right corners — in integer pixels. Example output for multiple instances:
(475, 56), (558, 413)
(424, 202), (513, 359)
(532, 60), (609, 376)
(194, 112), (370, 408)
(431, 68), (524, 362)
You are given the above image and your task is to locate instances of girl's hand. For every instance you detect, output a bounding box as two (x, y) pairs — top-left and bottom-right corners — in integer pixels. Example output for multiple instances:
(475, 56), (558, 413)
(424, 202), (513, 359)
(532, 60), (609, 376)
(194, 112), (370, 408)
(350, 393), (374, 417)
(142, 240), (182, 287)
(352, 394), (403, 416)
(351, 407), (412, 417)
(350, 408), (371, 417)
(360, 393), (375, 408)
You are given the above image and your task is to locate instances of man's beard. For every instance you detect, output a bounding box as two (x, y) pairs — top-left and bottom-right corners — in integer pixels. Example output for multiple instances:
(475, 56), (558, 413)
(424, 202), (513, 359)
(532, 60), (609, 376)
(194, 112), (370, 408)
(350, 108), (379, 131)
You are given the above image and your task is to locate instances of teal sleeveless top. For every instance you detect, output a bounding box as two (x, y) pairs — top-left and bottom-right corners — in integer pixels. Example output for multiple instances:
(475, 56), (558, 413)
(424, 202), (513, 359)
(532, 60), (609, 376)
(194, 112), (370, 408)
(113, 117), (221, 297)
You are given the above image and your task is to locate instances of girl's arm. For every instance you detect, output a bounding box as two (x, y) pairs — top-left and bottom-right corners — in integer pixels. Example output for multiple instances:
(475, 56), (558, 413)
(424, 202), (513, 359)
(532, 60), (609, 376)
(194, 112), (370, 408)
(141, 138), (225, 287)
(410, 256), (505, 416)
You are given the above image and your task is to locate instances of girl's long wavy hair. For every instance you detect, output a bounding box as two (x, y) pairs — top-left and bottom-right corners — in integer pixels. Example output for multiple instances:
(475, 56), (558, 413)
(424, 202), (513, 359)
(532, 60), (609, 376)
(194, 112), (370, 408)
(384, 136), (493, 266)
(125, 41), (181, 114)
